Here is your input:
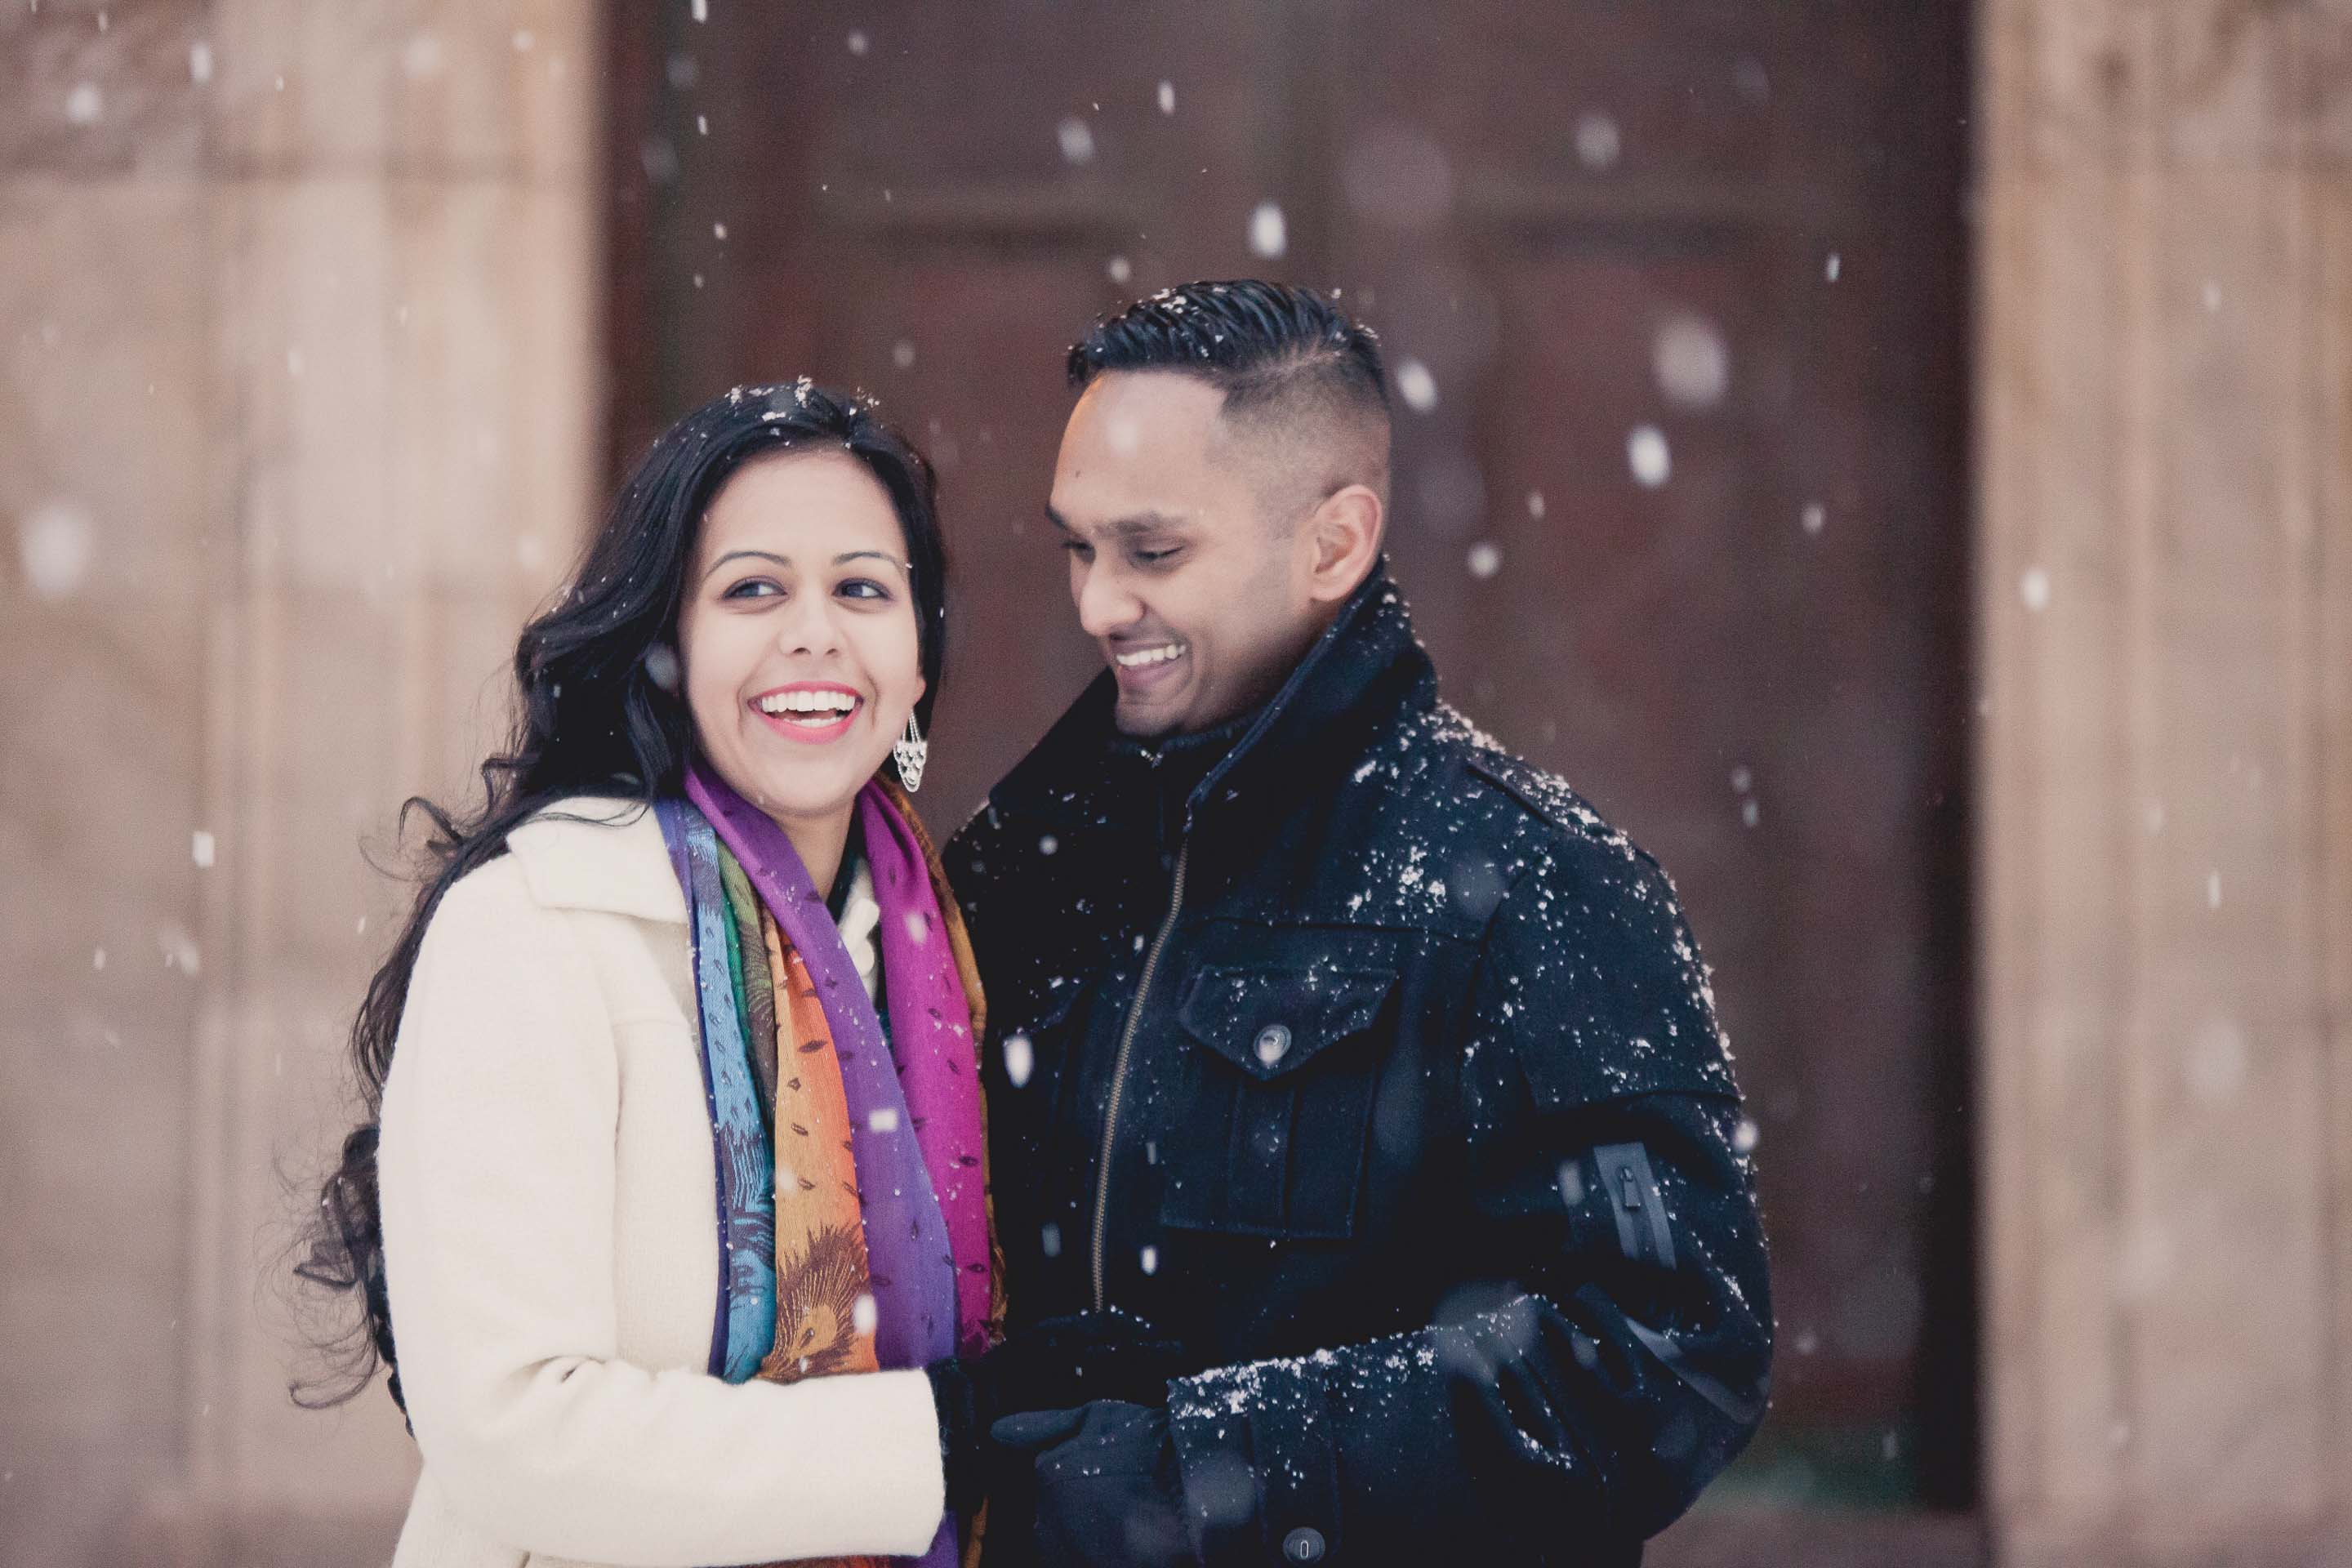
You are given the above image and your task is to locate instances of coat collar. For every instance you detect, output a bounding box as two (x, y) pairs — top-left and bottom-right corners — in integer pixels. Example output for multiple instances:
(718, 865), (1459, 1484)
(993, 560), (1438, 835)
(505, 795), (687, 924)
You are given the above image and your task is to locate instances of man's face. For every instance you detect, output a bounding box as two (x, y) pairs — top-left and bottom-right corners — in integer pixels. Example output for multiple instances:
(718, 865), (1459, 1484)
(1049, 372), (1325, 737)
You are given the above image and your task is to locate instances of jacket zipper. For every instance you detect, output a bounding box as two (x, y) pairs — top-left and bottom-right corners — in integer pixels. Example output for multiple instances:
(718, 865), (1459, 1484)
(1091, 839), (1191, 1310)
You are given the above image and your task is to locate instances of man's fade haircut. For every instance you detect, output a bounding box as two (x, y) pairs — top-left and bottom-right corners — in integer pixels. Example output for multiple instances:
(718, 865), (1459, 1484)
(1067, 278), (1389, 419)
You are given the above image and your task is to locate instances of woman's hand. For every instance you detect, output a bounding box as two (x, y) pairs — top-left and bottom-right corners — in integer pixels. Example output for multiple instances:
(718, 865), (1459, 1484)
(927, 1311), (1187, 1516)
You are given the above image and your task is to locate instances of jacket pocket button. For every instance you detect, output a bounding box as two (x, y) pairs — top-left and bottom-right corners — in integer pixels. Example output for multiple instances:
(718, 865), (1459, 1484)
(1281, 1526), (1326, 1562)
(1254, 1023), (1292, 1066)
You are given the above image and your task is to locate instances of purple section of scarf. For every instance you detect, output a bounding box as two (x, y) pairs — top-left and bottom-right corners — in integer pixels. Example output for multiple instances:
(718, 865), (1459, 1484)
(856, 786), (995, 1361)
(684, 764), (984, 1374)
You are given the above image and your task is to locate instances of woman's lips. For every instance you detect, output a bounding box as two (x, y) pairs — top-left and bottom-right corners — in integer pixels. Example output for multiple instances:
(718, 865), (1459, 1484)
(750, 685), (863, 745)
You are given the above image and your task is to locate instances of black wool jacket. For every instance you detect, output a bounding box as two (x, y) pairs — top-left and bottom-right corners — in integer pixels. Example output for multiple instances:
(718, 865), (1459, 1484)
(946, 567), (1771, 1565)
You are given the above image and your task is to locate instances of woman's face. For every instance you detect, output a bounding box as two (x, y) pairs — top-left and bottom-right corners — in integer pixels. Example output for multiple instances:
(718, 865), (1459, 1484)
(678, 447), (924, 828)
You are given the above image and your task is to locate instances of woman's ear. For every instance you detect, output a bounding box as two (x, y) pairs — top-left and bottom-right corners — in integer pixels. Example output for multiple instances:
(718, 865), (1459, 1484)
(1304, 483), (1385, 604)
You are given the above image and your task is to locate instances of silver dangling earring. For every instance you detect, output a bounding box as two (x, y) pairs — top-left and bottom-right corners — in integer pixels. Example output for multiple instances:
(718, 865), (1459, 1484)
(893, 711), (929, 793)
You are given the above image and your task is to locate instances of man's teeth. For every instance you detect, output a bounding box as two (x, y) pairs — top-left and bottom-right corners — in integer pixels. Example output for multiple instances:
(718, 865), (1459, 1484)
(1114, 643), (1187, 669)
(758, 690), (858, 718)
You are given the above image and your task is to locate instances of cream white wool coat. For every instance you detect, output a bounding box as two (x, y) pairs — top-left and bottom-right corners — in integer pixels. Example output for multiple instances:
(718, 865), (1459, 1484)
(377, 796), (945, 1568)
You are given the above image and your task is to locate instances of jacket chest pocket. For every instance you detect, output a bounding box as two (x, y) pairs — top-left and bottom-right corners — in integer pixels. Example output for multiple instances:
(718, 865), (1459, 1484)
(1157, 964), (1395, 1241)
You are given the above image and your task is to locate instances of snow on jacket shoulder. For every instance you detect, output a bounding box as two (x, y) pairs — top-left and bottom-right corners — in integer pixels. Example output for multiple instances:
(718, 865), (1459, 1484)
(376, 795), (944, 1568)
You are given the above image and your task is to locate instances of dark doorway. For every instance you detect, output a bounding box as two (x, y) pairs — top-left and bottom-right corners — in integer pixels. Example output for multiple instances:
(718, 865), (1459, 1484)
(605, 0), (1976, 1528)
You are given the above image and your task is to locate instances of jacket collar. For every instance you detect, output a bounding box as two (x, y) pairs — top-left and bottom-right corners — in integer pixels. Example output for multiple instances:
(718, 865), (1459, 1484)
(504, 795), (687, 924)
(996, 561), (1437, 834)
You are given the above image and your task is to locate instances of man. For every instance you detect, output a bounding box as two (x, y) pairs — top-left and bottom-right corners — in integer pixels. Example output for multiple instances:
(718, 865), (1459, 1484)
(947, 281), (1771, 1566)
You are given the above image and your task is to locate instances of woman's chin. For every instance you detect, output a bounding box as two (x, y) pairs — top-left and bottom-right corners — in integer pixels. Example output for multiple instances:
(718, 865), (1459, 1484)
(732, 755), (884, 824)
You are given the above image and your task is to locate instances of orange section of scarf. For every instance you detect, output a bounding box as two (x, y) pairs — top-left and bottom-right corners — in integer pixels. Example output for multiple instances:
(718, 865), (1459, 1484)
(737, 779), (1000, 1568)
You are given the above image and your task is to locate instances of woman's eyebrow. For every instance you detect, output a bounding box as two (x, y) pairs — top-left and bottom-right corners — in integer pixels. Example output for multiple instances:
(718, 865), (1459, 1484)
(705, 548), (791, 580)
(835, 550), (909, 570)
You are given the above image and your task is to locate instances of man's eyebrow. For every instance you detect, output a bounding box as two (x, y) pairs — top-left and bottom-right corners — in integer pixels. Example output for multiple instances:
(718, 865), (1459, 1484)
(1043, 506), (1192, 537)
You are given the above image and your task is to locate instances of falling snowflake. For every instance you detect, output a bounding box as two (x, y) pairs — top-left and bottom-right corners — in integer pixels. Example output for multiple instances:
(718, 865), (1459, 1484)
(1003, 1032), (1033, 1089)
(1526, 490), (1546, 519)
(852, 1293), (878, 1336)
(19, 502), (93, 601)
(892, 339), (915, 370)
(1825, 252), (1842, 283)
(1157, 80), (1176, 114)
(1574, 111), (1620, 169)
(189, 42), (214, 82)
(1627, 425), (1671, 488)
(846, 29), (870, 56)
(1802, 501), (1826, 535)
(1248, 201), (1287, 259)
(192, 831), (216, 869)
(867, 1107), (899, 1134)
(1731, 1118), (1759, 1154)
(1107, 254), (1133, 284)
(1139, 1245), (1159, 1275)
(1057, 117), (1096, 165)
(1395, 359), (1437, 413)
(1466, 542), (1501, 579)
(1653, 314), (1729, 408)
(2019, 567), (2050, 612)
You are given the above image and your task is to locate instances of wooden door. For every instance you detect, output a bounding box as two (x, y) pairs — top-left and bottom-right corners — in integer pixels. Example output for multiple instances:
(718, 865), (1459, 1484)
(606, 0), (1975, 1517)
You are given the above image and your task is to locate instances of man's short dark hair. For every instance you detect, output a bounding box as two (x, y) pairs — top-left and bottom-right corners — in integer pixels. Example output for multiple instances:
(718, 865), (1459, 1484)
(1067, 279), (1390, 425)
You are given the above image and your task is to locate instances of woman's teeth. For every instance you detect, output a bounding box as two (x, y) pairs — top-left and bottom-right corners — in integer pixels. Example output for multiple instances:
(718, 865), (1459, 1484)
(1115, 643), (1186, 668)
(757, 691), (858, 726)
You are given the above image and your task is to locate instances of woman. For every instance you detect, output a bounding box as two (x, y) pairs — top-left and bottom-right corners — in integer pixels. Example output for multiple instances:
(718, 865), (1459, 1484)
(299, 383), (1176, 1568)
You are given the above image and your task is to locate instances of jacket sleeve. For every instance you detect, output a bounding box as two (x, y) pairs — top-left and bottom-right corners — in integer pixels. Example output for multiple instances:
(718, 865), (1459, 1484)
(376, 856), (947, 1568)
(1161, 837), (1772, 1562)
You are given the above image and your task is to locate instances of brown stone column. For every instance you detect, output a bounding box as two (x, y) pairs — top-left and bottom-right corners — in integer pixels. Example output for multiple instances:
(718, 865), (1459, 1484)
(1, 3), (602, 1561)
(1977, 2), (2352, 1562)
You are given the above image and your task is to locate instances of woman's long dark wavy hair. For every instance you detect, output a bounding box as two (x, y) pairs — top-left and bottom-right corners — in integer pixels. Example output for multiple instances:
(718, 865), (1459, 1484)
(292, 381), (948, 1410)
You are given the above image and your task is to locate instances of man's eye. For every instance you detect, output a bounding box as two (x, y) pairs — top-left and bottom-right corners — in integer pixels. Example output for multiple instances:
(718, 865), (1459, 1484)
(1134, 547), (1180, 566)
(1059, 540), (1094, 560)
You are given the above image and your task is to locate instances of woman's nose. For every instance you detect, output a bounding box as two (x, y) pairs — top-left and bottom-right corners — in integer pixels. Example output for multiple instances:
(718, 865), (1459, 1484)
(775, 590), (844, 657)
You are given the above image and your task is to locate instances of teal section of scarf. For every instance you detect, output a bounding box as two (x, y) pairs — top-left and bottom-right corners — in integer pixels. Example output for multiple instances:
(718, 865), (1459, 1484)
(676, 808), (778, 1384)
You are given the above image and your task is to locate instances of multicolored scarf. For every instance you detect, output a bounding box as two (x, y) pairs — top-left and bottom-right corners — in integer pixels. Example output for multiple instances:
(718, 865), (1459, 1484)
(657, 763), (1003, 1568)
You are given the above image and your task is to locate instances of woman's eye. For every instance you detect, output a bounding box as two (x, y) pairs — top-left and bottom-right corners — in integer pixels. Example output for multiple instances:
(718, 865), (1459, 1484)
(836, 577), (892, 601)
(723, 578), (782, 600)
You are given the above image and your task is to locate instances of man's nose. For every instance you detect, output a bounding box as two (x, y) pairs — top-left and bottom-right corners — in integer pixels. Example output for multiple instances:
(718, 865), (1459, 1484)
(1074, 563), (1142, 639)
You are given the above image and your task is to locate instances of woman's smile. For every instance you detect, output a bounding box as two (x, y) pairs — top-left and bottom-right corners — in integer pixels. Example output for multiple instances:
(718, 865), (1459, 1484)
(752, 680), (865, 743)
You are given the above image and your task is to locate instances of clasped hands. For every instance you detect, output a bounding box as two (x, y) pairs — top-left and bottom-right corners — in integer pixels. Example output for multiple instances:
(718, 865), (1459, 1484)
(928, 1311), (1198, 1566)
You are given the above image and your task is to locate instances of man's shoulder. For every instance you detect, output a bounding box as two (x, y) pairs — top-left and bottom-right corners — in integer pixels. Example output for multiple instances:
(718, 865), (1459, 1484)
(1383, 702), (1654, 869)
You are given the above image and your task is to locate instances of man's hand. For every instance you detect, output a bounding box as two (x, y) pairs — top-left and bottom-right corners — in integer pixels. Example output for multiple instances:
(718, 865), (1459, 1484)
(928, 1313), (1187, 1517)
(992, 1402), (1197, 1568)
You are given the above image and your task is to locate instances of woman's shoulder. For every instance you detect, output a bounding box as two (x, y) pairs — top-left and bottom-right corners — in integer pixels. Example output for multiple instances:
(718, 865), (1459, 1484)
(493, 794), (686, 924)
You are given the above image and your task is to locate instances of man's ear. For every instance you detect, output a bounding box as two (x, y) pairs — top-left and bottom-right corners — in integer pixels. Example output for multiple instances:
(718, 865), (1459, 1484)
(1303, 483), (1384, 605)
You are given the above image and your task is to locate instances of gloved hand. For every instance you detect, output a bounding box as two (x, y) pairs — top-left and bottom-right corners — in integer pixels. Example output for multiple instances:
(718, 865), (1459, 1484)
(991, 1401), (1197, 1568)
(927, 1312), (1187, 1517)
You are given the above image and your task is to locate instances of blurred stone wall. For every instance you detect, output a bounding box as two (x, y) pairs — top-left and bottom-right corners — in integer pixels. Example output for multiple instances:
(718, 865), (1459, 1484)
(0, 3), (601, 1563)
(1976, 2), (2352, 1563)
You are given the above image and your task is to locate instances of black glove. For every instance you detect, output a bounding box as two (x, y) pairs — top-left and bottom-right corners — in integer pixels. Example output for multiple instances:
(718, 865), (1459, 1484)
(927, 1312), (1187, 1517)
(992, 1402), (1196, 1568)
